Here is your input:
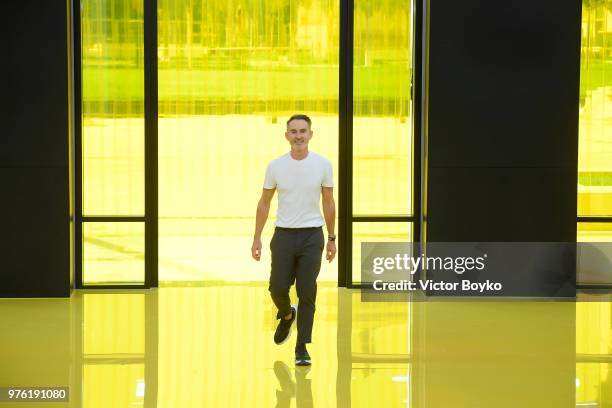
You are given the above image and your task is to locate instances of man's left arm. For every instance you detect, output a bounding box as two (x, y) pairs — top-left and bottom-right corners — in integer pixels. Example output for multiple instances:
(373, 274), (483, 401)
(322, 187), (336, 262)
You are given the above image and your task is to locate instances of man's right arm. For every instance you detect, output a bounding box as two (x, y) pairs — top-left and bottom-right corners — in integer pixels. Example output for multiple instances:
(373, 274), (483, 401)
(251, 188), (275, 261)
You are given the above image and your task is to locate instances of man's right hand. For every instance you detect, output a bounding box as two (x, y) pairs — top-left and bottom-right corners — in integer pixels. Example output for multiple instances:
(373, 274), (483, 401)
(251, 238), (262, 261)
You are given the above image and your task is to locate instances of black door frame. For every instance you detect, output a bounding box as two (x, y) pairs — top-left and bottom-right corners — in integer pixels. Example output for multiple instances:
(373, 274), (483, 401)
(339, 0), (423, 288)
(74, 0), (157, 289)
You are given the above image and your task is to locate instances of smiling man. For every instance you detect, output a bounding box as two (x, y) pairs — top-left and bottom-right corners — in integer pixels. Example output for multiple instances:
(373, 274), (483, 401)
(251, 114), (336, 366)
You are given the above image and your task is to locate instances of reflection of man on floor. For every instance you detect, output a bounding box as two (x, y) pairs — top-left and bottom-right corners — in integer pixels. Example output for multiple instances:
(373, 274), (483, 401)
(273, 360), (313, 408)
(251, 114), (336, 366)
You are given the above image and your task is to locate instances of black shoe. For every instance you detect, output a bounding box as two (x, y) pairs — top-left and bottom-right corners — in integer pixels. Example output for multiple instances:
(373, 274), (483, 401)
(274, 306), (297, 345)
(295, 344), (312, 366)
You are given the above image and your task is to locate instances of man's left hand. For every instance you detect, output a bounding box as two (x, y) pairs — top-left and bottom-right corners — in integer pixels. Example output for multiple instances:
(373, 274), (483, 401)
(326, 241), (336, 262)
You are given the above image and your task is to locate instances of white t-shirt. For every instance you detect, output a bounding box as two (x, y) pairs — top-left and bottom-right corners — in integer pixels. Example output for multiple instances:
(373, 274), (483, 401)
(263, 151), (333, 228)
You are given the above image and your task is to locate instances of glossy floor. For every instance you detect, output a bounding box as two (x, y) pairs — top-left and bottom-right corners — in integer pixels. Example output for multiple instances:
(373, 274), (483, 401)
(0, 287), (609, 407)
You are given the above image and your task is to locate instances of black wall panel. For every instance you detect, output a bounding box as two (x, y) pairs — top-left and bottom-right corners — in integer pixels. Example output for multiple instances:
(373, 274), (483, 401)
(427, 0), (580, 168)
(0, 168), (70, 297)
(427, 167), (578, 242)
(3, 1), (70, 168)
(425, 0), (581, 243)
(0, 2), (71, 297)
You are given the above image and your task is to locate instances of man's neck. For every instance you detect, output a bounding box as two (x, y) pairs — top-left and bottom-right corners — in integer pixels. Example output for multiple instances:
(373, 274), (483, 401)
(290, 148), (309, 161)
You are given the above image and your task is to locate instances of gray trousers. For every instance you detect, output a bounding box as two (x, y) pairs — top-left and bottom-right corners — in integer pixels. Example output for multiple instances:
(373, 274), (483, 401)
(269, 226), (325, 344)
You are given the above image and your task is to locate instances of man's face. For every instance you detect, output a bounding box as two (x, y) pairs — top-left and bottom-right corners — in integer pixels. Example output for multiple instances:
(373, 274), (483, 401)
(285, 119), (313, 150)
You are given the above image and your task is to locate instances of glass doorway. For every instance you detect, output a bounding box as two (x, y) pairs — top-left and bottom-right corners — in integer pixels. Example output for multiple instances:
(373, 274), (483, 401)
(157, 0), (340, 283)
(76, 0), (418, 287)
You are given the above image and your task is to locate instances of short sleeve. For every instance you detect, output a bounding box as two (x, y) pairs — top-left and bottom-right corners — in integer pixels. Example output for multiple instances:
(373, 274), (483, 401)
(322, 159), (333, 187)
(263, 162), (276, 189)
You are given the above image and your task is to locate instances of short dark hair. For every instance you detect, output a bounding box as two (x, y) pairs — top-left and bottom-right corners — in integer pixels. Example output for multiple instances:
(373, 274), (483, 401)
(286, 114), (312, 128)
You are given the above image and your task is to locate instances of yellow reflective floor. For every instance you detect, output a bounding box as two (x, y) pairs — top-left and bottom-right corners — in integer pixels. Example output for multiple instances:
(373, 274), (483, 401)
(0, 287), (610, 407)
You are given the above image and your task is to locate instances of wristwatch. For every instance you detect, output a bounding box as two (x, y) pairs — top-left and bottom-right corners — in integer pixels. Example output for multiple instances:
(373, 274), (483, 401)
(328, 234), (336, 242)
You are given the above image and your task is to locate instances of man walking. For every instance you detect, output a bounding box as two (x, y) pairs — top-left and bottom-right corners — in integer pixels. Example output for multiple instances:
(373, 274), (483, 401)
(251, 114), (336, 366)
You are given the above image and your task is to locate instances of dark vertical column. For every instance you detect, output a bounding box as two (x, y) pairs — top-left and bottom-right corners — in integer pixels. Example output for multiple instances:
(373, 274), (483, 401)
(73, 0), (83, 289)
(424, 0), (581, 243)
(411, 0), (424, 251)
(0, 2), (72, 297)
(145, 0), (159, 288)
(68, 0), (76, 291)
(338, 0), (354, 287)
